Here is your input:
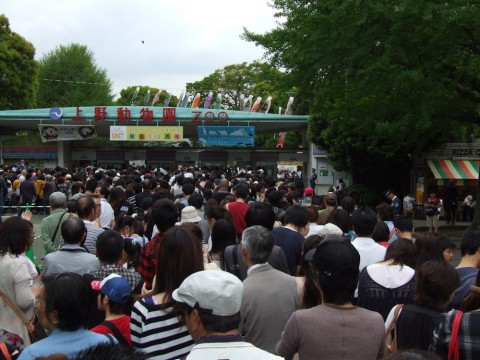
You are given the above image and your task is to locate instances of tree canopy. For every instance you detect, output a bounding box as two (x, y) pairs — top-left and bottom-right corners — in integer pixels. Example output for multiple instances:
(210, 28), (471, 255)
(186, 61), (296, 112)
(37, 43), (113, 107)
(244, 1), (480, 190)
(0, 14), (38, 110)
(115, 86), (178, 107)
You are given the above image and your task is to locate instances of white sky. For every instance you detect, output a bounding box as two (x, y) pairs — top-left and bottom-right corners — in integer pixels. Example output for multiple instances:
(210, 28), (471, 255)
(3, 0), (278, 98)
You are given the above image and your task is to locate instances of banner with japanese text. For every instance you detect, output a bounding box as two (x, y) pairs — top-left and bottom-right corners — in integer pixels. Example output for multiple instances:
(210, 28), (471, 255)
(110, 126), (183, 141)
(197, 126), (255, 147)
(39, 124), (96, 142)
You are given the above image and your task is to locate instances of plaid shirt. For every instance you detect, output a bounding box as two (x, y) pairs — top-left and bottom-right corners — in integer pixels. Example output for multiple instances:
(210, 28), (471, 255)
(430, 309), (480, 359)
(88, 264), (143, 294)
(137, 233), (162, 289)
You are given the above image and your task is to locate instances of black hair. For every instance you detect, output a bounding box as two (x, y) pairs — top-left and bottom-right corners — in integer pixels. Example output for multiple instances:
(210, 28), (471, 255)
(43, 273), (92, 331)
(182, 183), (195, 196)
(394, 216), (414, 233)
(188, 192), (204, 210)
(372, 222), (390, 243)
(185, 305), (240, 334)
(439, 236), (456, 252)
(151, 199), (178, 232)
(351, 206), (377, 237)
(84, 179), (98, 193)
(99, 292), (132, 316)
(96, 230), (125, 264)
(375, 202), (394, 222)
(71, 343), (148, 360)
(245, 202), (276, 231)
(210, 219), (236, 254)
(123, 237), (141, 270)
(283, 205), (309, 228)
(234, 182), (250, 199)
(460, 225), (480, 256)
(328, 208), (352, 234)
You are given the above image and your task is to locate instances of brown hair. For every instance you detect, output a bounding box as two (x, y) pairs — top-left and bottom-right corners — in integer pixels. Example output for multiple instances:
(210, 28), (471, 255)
(0, 217), (33, 256)
(153, 227), (204, 307)
(414, 260), (459, 310)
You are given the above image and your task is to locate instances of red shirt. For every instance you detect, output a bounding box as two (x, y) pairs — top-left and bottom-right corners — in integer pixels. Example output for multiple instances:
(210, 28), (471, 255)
(225, 201), (250, 236)
(90, 315), (132, 346)
(137, 233), (162, 289)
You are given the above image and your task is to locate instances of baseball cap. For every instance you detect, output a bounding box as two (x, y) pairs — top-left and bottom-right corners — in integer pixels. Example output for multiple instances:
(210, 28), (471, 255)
(172, 271), (243, 316)
(304, 187), (314, 196)
(324, 192), (337, 202)
(90, 274), (131, 304)
(313, 238), (360, 279)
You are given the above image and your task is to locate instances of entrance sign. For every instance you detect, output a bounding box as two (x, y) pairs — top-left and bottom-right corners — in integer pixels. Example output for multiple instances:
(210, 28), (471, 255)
(110, 126), (183, 141)
(39, 124), (96, 142)
(197, 126), (255, 147)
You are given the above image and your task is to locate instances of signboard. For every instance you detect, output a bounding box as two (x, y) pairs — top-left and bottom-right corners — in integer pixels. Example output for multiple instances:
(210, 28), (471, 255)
(197, 126), (254, 147)
(39, 124), (96, 142)
(110, 126), (183, 141)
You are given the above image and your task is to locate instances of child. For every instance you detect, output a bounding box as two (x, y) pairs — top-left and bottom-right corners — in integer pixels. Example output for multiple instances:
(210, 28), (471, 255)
(90, 274), (132, 346)
(439, 236), (456, 263)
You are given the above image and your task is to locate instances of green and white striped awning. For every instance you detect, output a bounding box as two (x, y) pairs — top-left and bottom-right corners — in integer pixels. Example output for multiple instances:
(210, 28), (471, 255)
(427, 159), (479, 180)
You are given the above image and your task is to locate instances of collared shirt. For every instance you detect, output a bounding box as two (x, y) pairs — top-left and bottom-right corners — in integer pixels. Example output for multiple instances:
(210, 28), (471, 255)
(247, 263), (269, 277)
(87, 264), (143, 293)
(43, 244), (100, 278)
(18, 328), (115, 360)
(99, 198), (115, 229)
(137, 233), (162, 289)
(83, 220), (104, 254)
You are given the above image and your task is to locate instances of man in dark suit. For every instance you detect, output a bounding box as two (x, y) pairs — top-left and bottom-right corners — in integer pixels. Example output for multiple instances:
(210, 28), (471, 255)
(224, 202), (289, 280)
(239, 225), (297, 353)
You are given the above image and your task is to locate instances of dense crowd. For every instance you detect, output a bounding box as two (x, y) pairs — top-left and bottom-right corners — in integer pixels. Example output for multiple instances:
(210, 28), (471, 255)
(0, 164), (479, 360)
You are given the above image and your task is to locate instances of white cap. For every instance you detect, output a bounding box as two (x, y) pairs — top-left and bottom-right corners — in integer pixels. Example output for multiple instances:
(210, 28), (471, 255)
(180, 206), (202, 223)
(319, 223), (343, 236)
(172, 271), (243, 316)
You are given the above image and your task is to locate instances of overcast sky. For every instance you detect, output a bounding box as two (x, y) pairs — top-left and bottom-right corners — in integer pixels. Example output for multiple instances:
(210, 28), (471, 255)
(3, 0), (278, 98)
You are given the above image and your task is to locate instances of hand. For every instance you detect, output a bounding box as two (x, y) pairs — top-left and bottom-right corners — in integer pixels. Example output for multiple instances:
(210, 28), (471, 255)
(21, 210), (33, 221)
(141, 283), (153, 297)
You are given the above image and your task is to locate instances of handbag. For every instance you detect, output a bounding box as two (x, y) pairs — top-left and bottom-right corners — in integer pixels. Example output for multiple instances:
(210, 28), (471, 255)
(448, 310), (463, 360)
(0, 290), (47, 344)
(385, 304), (404, 354)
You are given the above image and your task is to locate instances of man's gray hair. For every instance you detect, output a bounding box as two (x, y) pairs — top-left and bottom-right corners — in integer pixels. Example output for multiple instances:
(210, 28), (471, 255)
(241, 225), (274, 264)
(49, 191), (67, 208)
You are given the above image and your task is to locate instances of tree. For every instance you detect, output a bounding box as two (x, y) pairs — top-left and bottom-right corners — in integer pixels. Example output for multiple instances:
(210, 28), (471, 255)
(37, 43), (113, 107)
(186, 61), (296, 112)
(0, 14), (38, 110)
(244, 1), (480, 193)
(115, 86), (178, 107)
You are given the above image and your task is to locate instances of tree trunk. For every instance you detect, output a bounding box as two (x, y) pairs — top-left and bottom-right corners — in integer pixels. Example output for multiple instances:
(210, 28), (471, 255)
(473, 173), (480, 227)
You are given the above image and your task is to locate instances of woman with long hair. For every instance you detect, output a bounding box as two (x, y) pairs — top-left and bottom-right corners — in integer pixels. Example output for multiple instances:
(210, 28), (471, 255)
(385, 260), (459, 351)
(0, 217), (41, 349)
(296, 235), (323, 309)
(208, 219), (236, 270)
(358, 238), (416, 320)
(130, 227), (204, 359)
(109, 187), (134, 221)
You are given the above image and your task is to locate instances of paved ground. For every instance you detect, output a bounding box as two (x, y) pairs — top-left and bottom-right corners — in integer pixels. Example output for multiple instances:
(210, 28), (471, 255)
(2, 214), (471, 268)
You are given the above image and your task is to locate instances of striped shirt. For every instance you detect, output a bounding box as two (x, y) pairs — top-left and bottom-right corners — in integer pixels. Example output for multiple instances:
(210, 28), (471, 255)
(83, 220), (104, 254)
(131, 298), (194, 359)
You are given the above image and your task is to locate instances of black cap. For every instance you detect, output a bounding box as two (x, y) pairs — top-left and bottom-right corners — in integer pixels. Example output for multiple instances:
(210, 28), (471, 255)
(313, 238), (360, 278)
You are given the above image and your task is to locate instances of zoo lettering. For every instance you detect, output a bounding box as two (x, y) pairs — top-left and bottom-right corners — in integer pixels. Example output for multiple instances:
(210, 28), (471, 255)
(72, 107), (229, 123)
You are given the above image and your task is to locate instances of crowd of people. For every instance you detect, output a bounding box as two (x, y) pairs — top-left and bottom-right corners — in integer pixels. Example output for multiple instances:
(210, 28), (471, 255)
(0, 164), (479, 359)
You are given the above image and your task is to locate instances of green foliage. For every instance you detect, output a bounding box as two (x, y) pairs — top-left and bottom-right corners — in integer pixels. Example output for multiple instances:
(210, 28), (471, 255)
(115, 86), (178, 107)
(0, 14), (38, 110)
(244, 1), (480, 191)
(186, 61), (296, 112)
(37, 43), (113, 107)
(255, 131), (303, 149)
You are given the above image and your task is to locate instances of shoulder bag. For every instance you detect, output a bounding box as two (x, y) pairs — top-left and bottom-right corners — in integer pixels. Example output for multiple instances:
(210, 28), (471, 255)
(385, 304), (404, 354)
(50, 211), (68, 244)
(448, 310), (463, 360)
(0, 290), (47, 344)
